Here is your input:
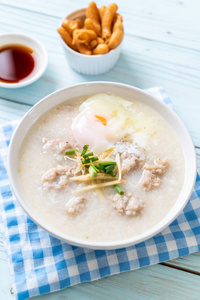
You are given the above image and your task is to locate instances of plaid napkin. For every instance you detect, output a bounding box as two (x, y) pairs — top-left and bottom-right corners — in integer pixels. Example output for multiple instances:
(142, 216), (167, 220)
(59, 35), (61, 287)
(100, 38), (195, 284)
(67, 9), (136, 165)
(0, 87), (200, 300)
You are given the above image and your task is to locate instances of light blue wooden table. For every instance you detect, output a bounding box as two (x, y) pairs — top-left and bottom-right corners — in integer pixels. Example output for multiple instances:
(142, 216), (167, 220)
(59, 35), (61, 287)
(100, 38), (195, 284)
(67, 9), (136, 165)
(0, 0), (200, 299)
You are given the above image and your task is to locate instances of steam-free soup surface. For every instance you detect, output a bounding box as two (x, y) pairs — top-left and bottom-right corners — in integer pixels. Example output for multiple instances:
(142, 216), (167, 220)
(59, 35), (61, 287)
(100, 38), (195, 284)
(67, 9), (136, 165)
(18, 94), (185, 242)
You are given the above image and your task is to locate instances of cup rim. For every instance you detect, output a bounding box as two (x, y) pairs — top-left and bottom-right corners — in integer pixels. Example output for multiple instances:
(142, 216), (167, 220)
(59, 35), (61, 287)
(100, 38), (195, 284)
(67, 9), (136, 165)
(0, 32), (48, 88)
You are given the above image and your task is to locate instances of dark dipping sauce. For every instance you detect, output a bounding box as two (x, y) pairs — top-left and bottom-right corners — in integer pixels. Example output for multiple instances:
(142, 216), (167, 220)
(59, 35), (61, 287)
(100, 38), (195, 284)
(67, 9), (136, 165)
(0, 44), (36, 83)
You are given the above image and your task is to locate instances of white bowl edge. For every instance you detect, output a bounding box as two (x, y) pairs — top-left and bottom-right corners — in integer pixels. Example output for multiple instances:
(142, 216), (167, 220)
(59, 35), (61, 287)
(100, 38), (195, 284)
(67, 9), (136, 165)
(8, 82), (197, 249)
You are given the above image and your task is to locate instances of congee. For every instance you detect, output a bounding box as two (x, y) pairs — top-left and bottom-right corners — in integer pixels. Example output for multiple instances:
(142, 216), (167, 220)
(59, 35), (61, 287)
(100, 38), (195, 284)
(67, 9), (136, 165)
(18, 93), (185, 242)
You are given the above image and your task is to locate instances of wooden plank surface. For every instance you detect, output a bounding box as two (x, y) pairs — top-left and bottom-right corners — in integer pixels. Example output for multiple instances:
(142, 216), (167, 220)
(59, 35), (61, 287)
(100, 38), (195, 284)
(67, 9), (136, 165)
(1, 0), (199, 50)
(31, 264), (200, 300)
(0, 0), (200, 299)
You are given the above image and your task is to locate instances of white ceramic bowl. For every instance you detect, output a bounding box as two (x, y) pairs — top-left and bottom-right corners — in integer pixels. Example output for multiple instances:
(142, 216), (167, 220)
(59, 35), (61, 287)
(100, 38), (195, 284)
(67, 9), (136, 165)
(59, 9), (123, 75)
(0, 33), (48, 88)
(8, 82), (197, 249)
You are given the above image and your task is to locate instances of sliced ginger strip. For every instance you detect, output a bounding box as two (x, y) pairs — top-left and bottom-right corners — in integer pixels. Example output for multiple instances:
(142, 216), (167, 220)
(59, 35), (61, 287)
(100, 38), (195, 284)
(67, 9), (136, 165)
(116, 153), (122, 180)
(99, 147), (116, 159)
(71, 173), (117, 182)
(74, 179), (125, 194)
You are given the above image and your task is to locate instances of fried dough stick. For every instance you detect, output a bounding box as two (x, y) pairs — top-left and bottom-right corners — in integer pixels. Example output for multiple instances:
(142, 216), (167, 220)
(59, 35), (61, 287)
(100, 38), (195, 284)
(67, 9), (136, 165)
(93, 43), (109, 55)
(62, 19), (82, 35)
(72, 29), (97, 45)
(99, 5), (106, 23)
(109, 14), (124, 49)
(102, 3), (118, 41)
(57, 27), (77, 51)
(86, 2), (101, 36)
(85, 18), (99, 35)
(77, 43), (92, 55)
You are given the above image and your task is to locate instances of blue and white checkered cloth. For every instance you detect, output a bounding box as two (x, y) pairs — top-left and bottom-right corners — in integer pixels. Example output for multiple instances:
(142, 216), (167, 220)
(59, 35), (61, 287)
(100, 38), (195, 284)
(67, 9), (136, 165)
(0, 87), (200, 300)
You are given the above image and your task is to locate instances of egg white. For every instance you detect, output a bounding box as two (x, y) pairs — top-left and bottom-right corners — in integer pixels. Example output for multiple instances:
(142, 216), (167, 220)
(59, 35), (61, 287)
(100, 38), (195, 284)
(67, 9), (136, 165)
(71, 93), (155, 153)
(72, 94), (135, 153)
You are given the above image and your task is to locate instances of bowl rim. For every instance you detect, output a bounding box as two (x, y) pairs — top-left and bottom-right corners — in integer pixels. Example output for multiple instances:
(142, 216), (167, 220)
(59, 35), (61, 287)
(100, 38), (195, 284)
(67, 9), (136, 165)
(0, 32), (48, 88)
(58, 8), (124, 58)
(8, 82), (197, 249)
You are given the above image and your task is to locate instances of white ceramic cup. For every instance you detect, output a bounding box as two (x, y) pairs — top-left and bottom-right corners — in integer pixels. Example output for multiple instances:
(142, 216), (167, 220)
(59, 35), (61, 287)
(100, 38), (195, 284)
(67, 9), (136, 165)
(8, 82), (197, 249)
(59, 8), (123, 75)
(0, 33), (48, 88)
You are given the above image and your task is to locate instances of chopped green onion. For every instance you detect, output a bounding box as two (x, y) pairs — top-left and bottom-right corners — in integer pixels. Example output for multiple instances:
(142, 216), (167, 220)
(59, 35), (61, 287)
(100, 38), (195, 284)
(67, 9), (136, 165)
(82, 156), (98, 164)
(114, 185), (124, 195)
(90, 156), (99, 162)
(98, 161), (116, 167)
(95, 161), (116, 171)
(90, 159), (99, 172)
(105, 165), (115, 173)
(89, 165), (97, 178)
(83, 152), (94, 158)
(81, 144), (89, 156)
(109, 171), (116, 177)
(82, 158), (90, 164)
(95, 164), (104, 170)
(65, 149), (77, 155)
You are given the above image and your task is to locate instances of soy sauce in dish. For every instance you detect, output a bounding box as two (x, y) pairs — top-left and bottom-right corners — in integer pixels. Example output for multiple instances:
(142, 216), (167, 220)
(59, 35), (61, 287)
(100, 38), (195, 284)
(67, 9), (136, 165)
(0, 44), (37, 83)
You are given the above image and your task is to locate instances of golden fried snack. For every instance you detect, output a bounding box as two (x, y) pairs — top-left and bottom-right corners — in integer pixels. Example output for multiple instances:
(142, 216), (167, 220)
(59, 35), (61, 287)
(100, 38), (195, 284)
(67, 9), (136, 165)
(77, 43), (92, 55)
(113, 14), (123, 31)
(99, 5), (106, 22)
(62, 19), (83, 35)
(84, 18), (99, 35)
(90, 39), (98, 49)
(108, 29), (123, 49)
(57, 3), (123, 55)
(57, 27), (77, 51)
(93, 43), (109, 55)
(102, 3), (118, 40)
(108, 13), (123, 49)
(72, 29), (97, 45)
(86, 2), (101, 36)
(97, 37), (104, 44)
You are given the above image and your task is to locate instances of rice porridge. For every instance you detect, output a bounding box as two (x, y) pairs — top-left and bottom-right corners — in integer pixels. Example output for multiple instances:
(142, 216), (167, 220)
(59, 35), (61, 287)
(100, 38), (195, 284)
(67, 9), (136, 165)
(18, 93), (185, 242)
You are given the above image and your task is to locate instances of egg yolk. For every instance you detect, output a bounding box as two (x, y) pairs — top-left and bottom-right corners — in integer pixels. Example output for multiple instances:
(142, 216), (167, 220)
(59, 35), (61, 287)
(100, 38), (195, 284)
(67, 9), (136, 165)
(95, 115), (107, 126)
